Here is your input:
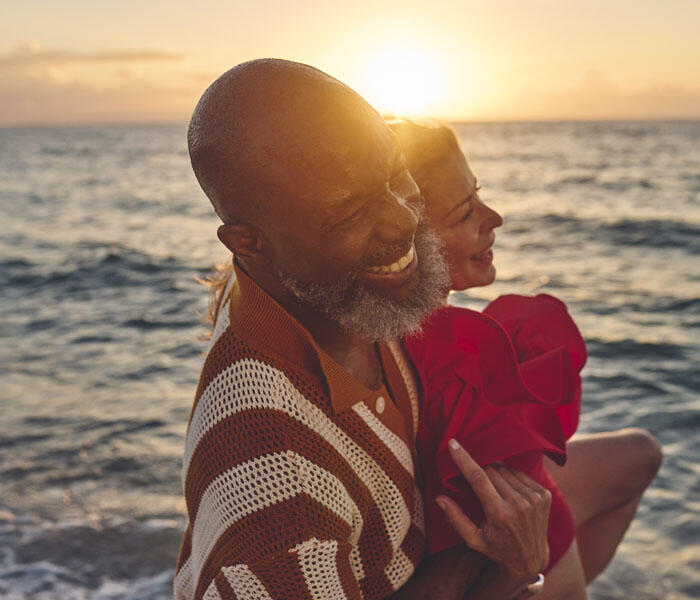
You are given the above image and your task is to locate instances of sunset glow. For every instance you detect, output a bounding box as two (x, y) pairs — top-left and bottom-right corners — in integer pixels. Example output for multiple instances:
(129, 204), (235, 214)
(361, 47), (444, 116)
(1, 1), (699, 125)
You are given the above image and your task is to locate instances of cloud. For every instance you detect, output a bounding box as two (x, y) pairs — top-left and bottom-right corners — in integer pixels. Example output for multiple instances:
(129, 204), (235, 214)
(0, 42), (200, 125)
(0, 44), (183, 68)
(0, 42), (203, 125)
(0, 69), (200, 125)
(4, 43), (698, 125)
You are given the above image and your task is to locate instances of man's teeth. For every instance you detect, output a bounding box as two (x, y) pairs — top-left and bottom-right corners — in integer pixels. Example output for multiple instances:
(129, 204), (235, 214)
(367, 247), (414, 274)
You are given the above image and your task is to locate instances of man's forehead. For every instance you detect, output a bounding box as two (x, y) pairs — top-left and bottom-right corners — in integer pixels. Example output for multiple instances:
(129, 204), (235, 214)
(269, 115), (400, 199)
(298, 136), (401, 207)
(191, 59), (407, 225)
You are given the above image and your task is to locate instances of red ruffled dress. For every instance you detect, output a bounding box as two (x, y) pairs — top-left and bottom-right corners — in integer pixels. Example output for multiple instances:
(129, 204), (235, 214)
(403, 294), (587, 572)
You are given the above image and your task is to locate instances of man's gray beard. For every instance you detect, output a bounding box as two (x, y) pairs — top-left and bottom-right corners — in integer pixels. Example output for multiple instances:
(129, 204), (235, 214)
(279, 223), (448, 343)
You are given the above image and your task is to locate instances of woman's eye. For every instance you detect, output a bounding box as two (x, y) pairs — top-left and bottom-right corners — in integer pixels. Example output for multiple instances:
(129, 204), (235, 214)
(458, 187), (482, 222)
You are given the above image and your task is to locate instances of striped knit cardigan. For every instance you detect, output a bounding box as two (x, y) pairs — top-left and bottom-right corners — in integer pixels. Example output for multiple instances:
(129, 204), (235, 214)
(174, 266), (426, 600)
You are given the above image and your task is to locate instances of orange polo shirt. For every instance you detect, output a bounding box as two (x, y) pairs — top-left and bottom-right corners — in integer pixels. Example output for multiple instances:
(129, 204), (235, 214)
(175, 262), (426, 600)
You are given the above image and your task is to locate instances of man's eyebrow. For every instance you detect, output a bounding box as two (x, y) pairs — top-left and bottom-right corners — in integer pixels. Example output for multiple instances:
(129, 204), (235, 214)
(319, 193), (368, 230)
(321, 143), (404, 230)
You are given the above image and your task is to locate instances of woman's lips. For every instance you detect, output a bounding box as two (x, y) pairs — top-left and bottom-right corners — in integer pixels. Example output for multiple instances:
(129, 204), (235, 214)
(471, 248), (494, 265)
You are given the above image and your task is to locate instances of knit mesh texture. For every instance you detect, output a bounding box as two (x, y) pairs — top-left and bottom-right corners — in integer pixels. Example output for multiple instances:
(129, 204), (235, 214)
(175, 323), (425, 600)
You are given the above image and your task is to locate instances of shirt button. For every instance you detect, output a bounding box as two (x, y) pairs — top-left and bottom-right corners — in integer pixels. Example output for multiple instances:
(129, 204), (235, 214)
(375, 396), (386, 414)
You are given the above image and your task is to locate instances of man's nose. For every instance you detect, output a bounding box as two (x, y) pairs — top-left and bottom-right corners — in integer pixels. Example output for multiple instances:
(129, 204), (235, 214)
(372, 191), (419, 244)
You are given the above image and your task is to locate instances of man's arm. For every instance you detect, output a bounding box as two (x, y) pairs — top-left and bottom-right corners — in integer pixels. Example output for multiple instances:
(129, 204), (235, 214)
(387, 544), (489, 600)
(390, 439), (551, 600)
(390, 551), (536, 600)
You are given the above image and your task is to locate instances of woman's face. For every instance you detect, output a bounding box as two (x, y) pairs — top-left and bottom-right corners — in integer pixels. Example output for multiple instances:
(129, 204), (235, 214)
(420, 151), (503, 291)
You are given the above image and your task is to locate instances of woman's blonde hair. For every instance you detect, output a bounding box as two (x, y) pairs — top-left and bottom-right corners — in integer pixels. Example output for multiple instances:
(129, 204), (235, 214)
(386, 118), (462, 187)
(199, 259), (234, 337)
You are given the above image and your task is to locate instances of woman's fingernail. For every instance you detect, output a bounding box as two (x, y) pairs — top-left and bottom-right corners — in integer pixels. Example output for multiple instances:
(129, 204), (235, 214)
(436, 498), (447, 511)
(448, 438), (460, 451)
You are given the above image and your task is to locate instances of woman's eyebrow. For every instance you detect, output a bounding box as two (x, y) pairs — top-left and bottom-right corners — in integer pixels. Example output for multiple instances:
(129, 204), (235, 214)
(442, 183), (481, 221)
(444, 199), (470, 219)
(465, 182), (481, 202)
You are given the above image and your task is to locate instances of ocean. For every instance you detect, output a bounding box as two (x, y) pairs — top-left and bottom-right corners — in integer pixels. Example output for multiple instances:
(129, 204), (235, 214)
(0, 121), (698, 599)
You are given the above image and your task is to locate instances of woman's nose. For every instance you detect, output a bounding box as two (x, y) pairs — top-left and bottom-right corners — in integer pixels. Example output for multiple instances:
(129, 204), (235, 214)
(479, 202), (503, 232)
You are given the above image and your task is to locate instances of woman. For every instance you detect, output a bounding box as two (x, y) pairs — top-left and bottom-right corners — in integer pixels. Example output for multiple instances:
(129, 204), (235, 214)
(389, 119), (662, 599)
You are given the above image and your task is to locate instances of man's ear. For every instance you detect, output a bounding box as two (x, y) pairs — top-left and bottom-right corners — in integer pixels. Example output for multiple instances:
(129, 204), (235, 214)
(217, 223), (268, 264)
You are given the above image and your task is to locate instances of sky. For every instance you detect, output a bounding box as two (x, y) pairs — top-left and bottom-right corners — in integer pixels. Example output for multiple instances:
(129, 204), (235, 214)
(1, 0), (699, 125)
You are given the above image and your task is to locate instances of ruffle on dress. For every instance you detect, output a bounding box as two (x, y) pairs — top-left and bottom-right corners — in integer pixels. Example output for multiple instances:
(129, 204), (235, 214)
(403, 294), (587, 554)
(484, 294), (586, 440)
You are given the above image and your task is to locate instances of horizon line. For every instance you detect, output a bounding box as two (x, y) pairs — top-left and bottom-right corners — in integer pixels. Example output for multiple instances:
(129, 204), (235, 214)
(2, 116), (700, 130)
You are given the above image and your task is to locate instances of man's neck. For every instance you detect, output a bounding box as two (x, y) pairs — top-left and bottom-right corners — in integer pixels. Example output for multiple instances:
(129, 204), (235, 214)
(294, 307), (385, 392)
(239, 259), (385, 390)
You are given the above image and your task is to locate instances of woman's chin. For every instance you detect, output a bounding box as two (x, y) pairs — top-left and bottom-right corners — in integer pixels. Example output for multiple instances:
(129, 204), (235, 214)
(450, 266), (496, 291)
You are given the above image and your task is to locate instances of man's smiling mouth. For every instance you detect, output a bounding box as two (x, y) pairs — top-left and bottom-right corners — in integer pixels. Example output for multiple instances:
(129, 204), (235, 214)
(365, 246), (415, 274)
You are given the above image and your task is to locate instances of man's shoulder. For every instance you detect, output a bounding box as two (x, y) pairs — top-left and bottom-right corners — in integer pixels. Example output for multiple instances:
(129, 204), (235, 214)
(190, 321), (334, 431)
(200, 324), (310, 398)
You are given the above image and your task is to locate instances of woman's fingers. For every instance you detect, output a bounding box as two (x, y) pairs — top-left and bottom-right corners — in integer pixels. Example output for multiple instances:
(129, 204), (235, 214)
(504, 467), (552, 509)
(482, 464), (515, 500)
(509, 467), (548, 494)
(441, 442), (551, 580)
(436, 495), (486, 553)
(447, 439), (502, 510)
(496, 465), (536, 497)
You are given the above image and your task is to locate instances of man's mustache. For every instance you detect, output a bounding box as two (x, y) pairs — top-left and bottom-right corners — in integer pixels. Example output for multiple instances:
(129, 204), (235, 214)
(359, 236), (415, 270)
(356, 196), (424, 271)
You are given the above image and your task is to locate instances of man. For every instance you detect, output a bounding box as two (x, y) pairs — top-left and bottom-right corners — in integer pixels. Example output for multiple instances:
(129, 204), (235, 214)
(175, 59), (549, 600)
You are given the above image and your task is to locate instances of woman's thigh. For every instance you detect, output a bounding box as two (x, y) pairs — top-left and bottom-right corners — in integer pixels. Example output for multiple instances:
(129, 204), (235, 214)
(544, 428), (661, 526)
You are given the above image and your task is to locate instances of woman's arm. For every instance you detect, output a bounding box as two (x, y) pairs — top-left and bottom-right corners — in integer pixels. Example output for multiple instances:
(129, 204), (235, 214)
(389, 439), (551, 600)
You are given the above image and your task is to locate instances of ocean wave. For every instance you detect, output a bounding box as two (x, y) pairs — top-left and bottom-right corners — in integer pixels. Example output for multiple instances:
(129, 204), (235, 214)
(587, 338), (689, 360)
(585, 373), (670, 396)
(585, 296), (700, 316)
(604, 218), (700, 250)
(0, 507), (180, 600)
(556, 174), (598, 185)
(648, 298), (700, 313)
(598, 177), (655, 191)
(0, 245), (187, 294)
(533, 214), (700, 252)
(543, 172), (642, 191)
(120, 317), (193, 330)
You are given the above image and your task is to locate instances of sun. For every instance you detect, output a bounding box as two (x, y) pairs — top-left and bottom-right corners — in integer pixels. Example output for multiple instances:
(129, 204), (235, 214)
(362, 47), (443, 116)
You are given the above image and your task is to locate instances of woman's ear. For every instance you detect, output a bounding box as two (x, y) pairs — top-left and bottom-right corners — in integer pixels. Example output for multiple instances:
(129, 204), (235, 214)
(217, 223), (268, 264)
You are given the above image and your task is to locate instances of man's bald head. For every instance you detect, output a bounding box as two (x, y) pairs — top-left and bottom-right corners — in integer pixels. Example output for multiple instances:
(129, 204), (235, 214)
(189, 59), (447, 341)
(188, 59), (386, 225)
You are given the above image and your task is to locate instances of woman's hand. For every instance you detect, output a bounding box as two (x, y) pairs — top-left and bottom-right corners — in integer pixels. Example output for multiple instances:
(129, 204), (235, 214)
(436, 439), (551, 590)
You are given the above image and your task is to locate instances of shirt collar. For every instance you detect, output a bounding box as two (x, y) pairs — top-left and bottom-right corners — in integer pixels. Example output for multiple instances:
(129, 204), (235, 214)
(228, 262), (380, 414)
